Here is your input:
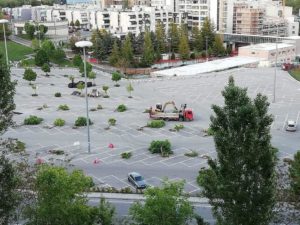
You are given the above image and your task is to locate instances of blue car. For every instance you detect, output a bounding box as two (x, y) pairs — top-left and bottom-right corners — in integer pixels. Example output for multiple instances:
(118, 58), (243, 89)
(128, 172), (147, 189)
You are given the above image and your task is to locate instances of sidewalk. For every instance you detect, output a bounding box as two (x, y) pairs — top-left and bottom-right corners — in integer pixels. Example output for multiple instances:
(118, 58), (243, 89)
(87, 192), (209, 204)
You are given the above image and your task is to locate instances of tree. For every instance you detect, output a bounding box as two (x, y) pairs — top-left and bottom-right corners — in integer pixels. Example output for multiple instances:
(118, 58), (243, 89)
(178, 30), (190, 60)
(79, 62), (92, 75)
(24, 22), (35, 39)
(290, 151), (300, 196)
(200, 17), (215, 50)
(70, 21), (74, 27)
(0, 154), (20, 225)
(41, 40), (55, 57)
(168, 22), (179, 53)
(25, 166), (94, 225)
(75, 19), (81, 28)
(92, 198), (115, 225)
(191, 26), (202, 52)
(42, 63), (50, 76)
(0, 12), (11, 41)
(77, 82), (85, 95)
(121, 34), (134, 67)
(155, 21), (166, 54)
(126, 82), (134, 98)
(212, 34), (225, 56)
(31, 38), (40, 51)
(35, 49), (49, 67)
(69, 35), (81, 53)
(88, 71), (96, 86)
(197, 76), (277, 225)
(0, 54), (16, 135)
(73, 54), (83, 67)
(23, 68), (37, 85)
(111, 71), (121, 87)
(37, 24), (48, 39)
(141, 31), (155, 67)
(51, 48), (66, 63)
(109, 40), (120, 66)
(130, 180), (194, 225)
(102, 85), (109, 96)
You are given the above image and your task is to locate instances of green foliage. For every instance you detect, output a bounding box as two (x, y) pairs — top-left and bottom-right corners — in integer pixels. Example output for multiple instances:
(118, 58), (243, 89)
(54, 92), (61, 97)
(41, 63), (50, 76)
(147, 120), (165, 128)
(286, 0), (300, 14)
(174, 124), (184, 131)
(168, 22), (179, 53)
(0, 154), (21, 225)
(155, 21), (166, 54)
(97, 104), (103, 110)
(108, 118), (116, 126)
(109, 41), (120, 66)
(129, 179), (194, 225)
(0, 54), (16, 135)
(25, 166), (94, 225)
(31, 38), (40, 51)
(191, 26), (203, 52)
(73, 54), (83, 67)
(201, 18), (215, 50)
(58, 104), (69, 111)
(15, 140), (26, 152)
(112, 71), (121, 86)
(51, 48), (66, 64)
(184, 150), (198, 157)
(88, 71), (96, 81)
(49, 149), (64, 155)
(121, 35), (134, 66)
(77, 82), (85, 94)
(24, 22), (35, 39)
(79, 62), (92, 75)
(75, 117), (92, 127)
(141, 31), (155, 67)
(92, 197), (115, 225)
(102, 85), (109, 96)
(53, 118), (65, 127)
(197, 76), (277, 225)
(121, 151), (132, 159)
(126, 82), (134, 97)
(149, 139), (172, 156)
(289, 151), (300, 195)
(24, 115), (43, 125)
(41, 40), (55, 56)
(75, 19), (80, 27)
(116, 104), (127, 112)
(179, 30), (190, 60)
(213, 35), (226, 56)
(35, 49), (49, 66)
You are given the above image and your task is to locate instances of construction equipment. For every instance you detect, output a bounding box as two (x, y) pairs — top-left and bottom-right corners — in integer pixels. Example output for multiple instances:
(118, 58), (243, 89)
(149, 101), (194, 121)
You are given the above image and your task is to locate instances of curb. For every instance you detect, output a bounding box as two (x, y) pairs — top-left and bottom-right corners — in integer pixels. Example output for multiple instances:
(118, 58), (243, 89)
(87, 192), (209, 204)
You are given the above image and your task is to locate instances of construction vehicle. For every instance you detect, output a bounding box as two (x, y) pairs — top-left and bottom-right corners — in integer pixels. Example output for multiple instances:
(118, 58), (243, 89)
(149, 101), (194, 121)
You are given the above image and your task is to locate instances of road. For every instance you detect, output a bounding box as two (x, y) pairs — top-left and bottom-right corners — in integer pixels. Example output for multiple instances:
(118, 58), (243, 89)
(88, 197), (215, 224)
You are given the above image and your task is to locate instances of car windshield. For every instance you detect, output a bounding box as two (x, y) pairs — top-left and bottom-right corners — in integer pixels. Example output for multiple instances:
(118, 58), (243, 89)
(288, 124), (295, 127)
(135, 176), (143, 181)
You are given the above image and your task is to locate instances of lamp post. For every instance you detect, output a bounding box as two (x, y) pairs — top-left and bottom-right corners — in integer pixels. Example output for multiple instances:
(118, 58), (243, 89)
(0, 19), (9, 66)
(273, 25), (279, 103)
(75, 40), (93, 154)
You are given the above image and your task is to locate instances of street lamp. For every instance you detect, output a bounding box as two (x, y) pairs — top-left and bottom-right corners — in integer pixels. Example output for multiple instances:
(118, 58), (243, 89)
(75, 40), (93, 154)
(0, 19), (9, 66)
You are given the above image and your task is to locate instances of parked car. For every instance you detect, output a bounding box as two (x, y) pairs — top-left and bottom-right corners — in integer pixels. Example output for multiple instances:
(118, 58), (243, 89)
(127, 172), (147, 189)
(286, 120), (297, 132)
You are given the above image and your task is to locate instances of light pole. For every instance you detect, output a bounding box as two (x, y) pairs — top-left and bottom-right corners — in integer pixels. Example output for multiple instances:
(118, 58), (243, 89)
(0, 19), (9, 66)
(75, 40), (93, 154)
(273, 25), (279, 103)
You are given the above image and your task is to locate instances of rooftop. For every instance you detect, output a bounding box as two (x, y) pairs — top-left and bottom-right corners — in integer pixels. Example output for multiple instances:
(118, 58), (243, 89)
(239, 43), (295, 51)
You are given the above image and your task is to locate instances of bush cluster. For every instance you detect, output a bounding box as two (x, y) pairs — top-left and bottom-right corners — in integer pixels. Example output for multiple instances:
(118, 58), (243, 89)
(184, 150), (199, 157)
(174, 124), (184, 131)
(58, 104), (69, 111)
(116, 104), (127, 112)
(108, 118), (116, 126)
(75, 117), (93, 127)
(24, 115), (43, 125)
(54, 118), (65, 127)
(149, 140), (172, 157)
(49, 149), (65, 155)
(121, 152), (132, 159)
(147, 120), (165, 128)
(54, 92), (61, 97)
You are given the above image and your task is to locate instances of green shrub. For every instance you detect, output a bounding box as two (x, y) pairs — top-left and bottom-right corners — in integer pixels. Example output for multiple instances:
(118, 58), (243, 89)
(54, 92), (61, 97)
(75, 117), (93, 127)
(206, 127), (214, 136)
(184, 150), (199, 157)
(24, 115), (43, 125)
(120, 187), (133, 193)
(147, 120), (165, 128)
(121, 151), (132, 159)
(15, 140), (26, 152)
(108, 118), (116, 126)
(58, 104), (69, 111)
(90, 108), (97, 112)
(174, 124), (184, 131)
(49, 149), (65, 155)
(54, 118), (65, 127)
(97, 104), (103, 110)
(116, 104), (127, 112)
(149, 140), (172, 157)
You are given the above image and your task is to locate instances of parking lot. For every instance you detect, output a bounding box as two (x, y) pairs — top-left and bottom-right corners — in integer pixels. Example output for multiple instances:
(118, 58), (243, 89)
(4, 66), (300, 193)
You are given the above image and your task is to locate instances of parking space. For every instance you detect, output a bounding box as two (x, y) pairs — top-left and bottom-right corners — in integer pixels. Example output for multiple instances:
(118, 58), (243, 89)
(4, 66), (300, 194)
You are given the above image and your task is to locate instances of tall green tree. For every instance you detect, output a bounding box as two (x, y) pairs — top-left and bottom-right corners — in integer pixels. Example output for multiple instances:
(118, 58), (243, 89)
(212, 34), (226, 56)
(41, 40), (55, 57)
(191, 26), (202, 52)
(25, 166), (94, 225)
(23, 68), (37, 85)
(42, 63), (50, 76)
(121, 34), (134, 66)
(290, 151), (300, 196)
(111, 71), (121, 86)
(141, 31), (155, 67)
(0, 154), (21, 225)
(73, 54), (83, 67)
(178, 28), (190, 60)
(197, 76), (277, 225)
(109, 40), (120, 66)
(0, 54), (15, 135)
(200, 17), (215, 50)
(75, 19), (80, 28)
(35, 49), (49, 66)
(24, 22), (35, 39)
(79, 62), (92, 75)
(155, 21), (166, 54)
(168, 22), (179, 53)
(92, 198), (115, 225)
(130, 180), (194, 225)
